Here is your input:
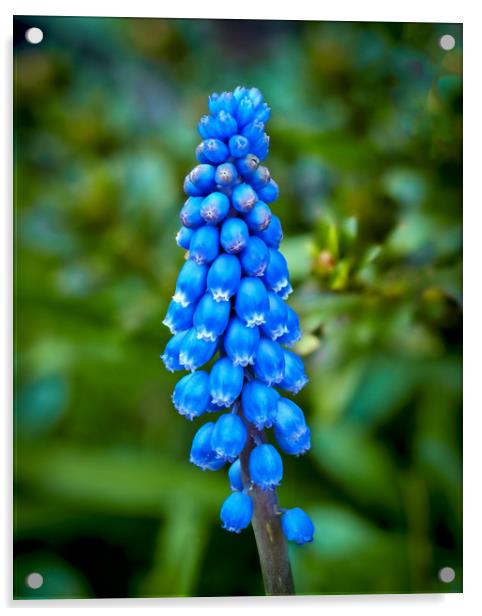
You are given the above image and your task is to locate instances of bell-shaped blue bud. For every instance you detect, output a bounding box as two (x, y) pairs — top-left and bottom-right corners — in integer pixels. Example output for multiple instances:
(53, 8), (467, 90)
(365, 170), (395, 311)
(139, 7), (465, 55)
(224, 316), (260, 367)
(249, 443), (283, 490)
(277, 305), (301, 347)
(225, 92), (237, 110)
(198, 114), (220, 140)
(253, 338), (285, 385)
(220, 491), (253, 533)
(197, 138), (229, 164)
(209, 357), (245, 407)
(239, 236), (269, 277)
(236, 96), (256, 127)
(211, 413), (248, 461)
(241, 380), (279, 430)
(176, 226), (194, 250)
(276, 426), (311, 456)
(233, 86), (248, 104)
(173, 260), (208, 307)
(253, 103), (271, 124)
(161, 330), (187, 372)
(178, 328), (217, 371)
(247, 87), (263, 108)
(263, 249), (290, 293)
(163, 299), (195, 334)
(274, 396), (308, 441)
(219, 91), (237, 115)
(207, 253), (242, 302)
(214, 163), (238, 188)
(279, 349), (308, 394)
(254, 214), (283, 249)
(198, 115), (211, 140)
(189, 226), (220, 265)
(247, 165), (271, 190)
(193, 293), (230, 341)
(180, 196), (204, 229)
(232, 183), (258, 213)
(208, 92), (221, 115)
(228, 134), (250, 158)
(195, 142), (210, 164)
(273, 397), (308, 441)
(235, 277), (269, 327)
(200, 192), (230, 225)
(183, 164), (216, 197)
(183, 178), (200, 198)
(244, 201), (272, 232)
(215, 110), (238, 140)
(235, 153), (259, 177)
(172, 370), (210, 420)
(228, 459), (244, 491)
(220, 218), (249, 254)
(241, 120), (265, 144)
(257, 178), (279, 203)
(260, 292), (288, 340)
(190, 422), (226, 471)
(251, 134), (270, 161)
(281, 508), (314, 545)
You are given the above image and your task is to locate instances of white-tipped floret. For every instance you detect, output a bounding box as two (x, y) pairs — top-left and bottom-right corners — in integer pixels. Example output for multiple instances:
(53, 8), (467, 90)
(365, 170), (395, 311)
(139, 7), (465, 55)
(172, 291), (190, 308)
(245, 313), (266, 327)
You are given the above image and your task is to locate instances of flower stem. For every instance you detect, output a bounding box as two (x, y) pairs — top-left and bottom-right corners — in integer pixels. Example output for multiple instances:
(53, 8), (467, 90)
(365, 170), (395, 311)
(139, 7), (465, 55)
(240, 431), (295, 596)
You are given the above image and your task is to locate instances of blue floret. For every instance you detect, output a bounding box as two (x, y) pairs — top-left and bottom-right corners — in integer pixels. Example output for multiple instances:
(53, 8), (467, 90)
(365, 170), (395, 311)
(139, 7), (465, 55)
(249, 443), (283, 490)
(281, 507), (315, 545)
(220, 491), (253, 533)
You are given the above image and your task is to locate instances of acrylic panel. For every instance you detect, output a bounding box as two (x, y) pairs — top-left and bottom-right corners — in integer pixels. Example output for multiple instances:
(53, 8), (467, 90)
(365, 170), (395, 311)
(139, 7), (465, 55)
(13, 16), (462, 599)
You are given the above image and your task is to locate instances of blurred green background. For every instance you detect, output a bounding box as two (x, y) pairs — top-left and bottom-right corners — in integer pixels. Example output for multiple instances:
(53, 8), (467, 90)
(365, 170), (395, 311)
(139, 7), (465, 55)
(13, 16), (462, 598)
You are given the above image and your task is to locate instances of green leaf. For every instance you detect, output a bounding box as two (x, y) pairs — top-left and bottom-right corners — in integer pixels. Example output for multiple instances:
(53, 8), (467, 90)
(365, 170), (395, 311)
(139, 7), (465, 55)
(290, 504), (408, 594)
(15, 443), (227, 516)
(311, 422), (401, 512)
(340, 216), (358, 254)
(344, 356), (418, 428)
(315, 216), (339, 259)
(139, 499), (209, 597)
(282, 234), (313, 283)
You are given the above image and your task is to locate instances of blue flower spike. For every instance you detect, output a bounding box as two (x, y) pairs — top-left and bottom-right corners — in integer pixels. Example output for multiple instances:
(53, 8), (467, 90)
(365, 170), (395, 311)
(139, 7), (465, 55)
(161, 87), (313, 544)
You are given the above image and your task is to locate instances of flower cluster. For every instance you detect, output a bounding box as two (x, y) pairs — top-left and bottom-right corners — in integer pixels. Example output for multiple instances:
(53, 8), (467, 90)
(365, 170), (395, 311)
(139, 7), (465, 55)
(161, 87), (314, 546)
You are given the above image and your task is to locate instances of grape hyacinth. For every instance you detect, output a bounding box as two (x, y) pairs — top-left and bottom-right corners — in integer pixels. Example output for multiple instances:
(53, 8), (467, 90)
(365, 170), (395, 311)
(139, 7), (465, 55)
(161, 87), (314, 574)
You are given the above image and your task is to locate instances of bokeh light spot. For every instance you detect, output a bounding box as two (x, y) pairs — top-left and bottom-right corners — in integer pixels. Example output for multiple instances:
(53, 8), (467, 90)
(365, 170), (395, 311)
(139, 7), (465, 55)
(26, 572), (44, 589)
(25, 27), (44, 44)
(439, 34), (455, 51)
(438, 567), (455, 583)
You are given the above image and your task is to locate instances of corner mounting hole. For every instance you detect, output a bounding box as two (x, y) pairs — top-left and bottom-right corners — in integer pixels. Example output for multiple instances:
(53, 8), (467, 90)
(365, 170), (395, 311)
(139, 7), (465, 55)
(25, 27), (44, 45)
(438, 566), (455, 583)
(439, 34), (455, 51)
(25, 572), (44, 589)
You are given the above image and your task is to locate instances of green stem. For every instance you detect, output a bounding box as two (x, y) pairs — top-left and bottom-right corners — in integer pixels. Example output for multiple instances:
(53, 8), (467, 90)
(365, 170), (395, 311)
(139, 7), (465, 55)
(240, 431), (295, 596)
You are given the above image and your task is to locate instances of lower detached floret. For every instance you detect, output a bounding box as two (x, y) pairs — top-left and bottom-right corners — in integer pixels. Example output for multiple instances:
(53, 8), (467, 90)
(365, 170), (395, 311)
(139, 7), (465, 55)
(220, 491), (254, 533)
(281, 507), (315, 545)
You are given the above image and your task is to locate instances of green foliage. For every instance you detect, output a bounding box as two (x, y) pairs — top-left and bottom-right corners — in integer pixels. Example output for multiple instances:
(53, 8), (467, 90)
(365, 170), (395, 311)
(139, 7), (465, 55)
(14, 17), (461, 597)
